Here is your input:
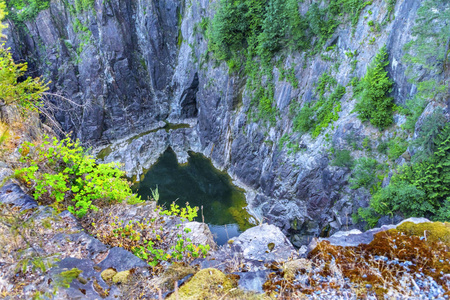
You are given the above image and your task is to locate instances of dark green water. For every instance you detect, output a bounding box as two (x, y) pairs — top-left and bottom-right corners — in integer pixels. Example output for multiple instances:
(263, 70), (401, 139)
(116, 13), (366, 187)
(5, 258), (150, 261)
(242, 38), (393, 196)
(131, 148), (254, 245)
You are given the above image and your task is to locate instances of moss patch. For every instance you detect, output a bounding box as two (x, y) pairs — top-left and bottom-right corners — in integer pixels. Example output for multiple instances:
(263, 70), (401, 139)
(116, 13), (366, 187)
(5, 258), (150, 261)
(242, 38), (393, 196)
(282, 259), (312, 281)
(112, 270), (131, 284)
(168, 268), (233, 299)
(305, 230), (450, 297)
(157, 263), (196, 290)
(101, 268), (117, 283)
(168, 268), (268, 300)
(55, 268), (83, 288)
(395, 221), (450, 246)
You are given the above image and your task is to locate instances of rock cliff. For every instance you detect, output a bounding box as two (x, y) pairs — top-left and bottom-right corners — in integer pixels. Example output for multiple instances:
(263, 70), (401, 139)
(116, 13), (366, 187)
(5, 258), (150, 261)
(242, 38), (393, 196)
(5, 0), (449, 245)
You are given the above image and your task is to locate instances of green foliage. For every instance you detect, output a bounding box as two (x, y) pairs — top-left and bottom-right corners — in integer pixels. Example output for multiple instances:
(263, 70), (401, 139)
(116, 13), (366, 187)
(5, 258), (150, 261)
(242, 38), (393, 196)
(74, 0), (94, 13)
(400, 96), (427, 133)
(357, 207), (379, 228)
(402, 0), (449, 120)
(291, 73), (344, 138)
(376, 140), (388, 154)
(331, 149), (354, 168)
(0, 2), (7, 38)
(371, 182), (426, 217)
(55, 268), (82, 289)
(354, 45), (394, 129)
(15, 136), (142, 217)
(387, 137), (408, 160)
(103, 204), (210, 267)
(371, 122), (450, 221)
(410, 108), (446, 163)
(362, 137), (371, 150)
(5, 0), (50, 24)
(208, 0), (370, 121)
(350, 157), (382, 190)
(0, 46), (48, 114)
(292, 104), (314, 133)
(385, 0), (396, 20)
(150, 185), (159, 203)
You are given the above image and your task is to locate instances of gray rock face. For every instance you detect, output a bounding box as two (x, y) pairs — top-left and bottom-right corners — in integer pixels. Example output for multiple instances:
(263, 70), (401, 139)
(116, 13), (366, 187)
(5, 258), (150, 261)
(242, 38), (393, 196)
(97, 247), (148, 272)
(98, 123), (201, 177)
(0, 183), (38, 210)
(6, 0), (447, 246)
(5, 0), (179, 142)
(235, 270), (270, 294)
(47, 257), (122, 300)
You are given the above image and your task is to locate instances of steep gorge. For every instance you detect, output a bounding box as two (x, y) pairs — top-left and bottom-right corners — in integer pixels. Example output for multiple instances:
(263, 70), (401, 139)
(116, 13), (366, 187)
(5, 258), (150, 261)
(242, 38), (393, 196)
(4, 0), (449, 246)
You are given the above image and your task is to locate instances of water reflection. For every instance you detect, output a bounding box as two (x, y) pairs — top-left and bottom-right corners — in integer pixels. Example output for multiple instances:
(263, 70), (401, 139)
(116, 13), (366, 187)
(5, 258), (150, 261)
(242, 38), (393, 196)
(131, 148), (254, 245)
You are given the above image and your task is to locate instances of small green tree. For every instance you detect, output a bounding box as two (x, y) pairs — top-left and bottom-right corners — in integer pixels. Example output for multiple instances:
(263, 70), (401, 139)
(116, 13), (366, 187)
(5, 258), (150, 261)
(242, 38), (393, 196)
(354, 45), (394, 129)
(0, 1), (7, 39)
(0, 5), (48, 115)
(0, 47), (49, 114)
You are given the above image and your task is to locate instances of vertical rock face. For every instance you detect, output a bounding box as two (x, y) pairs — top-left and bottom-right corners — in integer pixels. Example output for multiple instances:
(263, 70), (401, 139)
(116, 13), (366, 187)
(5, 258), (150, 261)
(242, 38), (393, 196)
(5, 0), (449, 245)
(5, 0), (179, 141)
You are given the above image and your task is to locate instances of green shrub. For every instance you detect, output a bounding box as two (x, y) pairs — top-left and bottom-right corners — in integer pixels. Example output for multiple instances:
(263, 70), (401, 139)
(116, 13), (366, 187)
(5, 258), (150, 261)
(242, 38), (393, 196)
(15, 136), (142, 217)
(5, 0), (50, 24)
(91, 203), (210, 267)
(376, 140), (388, 154)
(291, 73), (344, 138)
(370, 182), (426, 217)
(387, 137), (408, 160)
(293, 104), (314, 133)
(400, 96), (427, 133)
(349, 157), (380, 190)
(371, 122), (450, 221)
(410, 109), (446, 163)
(362, 137), (371, 150)
(331, 150), (354, 168)
(354, 45), (394, 129)
(357, 207), (379, 229)
(0, 46), (48, 114)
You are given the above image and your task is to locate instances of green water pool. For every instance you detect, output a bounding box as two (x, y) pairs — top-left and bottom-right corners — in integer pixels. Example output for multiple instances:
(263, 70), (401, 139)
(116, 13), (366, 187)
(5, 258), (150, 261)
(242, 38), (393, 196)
(131, 148), (254, 245)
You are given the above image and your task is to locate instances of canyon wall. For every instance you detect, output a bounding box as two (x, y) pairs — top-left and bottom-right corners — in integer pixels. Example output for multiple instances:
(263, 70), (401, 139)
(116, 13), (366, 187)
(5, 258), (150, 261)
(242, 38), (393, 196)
(5, 0), (449, 245)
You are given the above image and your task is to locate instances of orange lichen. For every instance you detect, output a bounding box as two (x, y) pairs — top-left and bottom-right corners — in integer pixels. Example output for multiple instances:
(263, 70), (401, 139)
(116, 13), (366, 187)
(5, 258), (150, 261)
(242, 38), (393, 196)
(263, 229), (450, 299)
(309, 230), (450, 297)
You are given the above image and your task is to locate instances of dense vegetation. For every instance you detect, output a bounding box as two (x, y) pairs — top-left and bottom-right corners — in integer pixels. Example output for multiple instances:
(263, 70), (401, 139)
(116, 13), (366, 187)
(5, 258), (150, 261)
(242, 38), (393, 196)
(353, 45), (394, 129)
(16, 137), (143, 217)
(291, 72), (345, 138)
(207, 0), (374, 123)
(0, 45), (48, 114)
(4, 0), (50, 23)
(369, 117), (450, 222)
(354, 0), (450, 226)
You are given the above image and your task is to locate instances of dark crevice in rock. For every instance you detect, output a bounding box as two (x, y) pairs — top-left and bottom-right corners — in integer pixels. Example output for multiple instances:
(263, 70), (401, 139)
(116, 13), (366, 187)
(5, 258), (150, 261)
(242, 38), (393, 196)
(180, 72), (199, 118)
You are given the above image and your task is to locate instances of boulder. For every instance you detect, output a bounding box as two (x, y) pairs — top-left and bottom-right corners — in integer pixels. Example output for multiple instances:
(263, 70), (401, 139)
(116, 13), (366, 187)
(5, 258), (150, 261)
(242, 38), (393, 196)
(184, 221), (217, 250)
(97, 247), (148, 272)
(228, 224), (296, 262)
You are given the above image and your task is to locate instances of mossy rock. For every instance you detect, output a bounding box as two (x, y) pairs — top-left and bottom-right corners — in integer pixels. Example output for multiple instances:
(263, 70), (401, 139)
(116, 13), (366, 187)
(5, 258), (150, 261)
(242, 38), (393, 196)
(395, 221), (450, 246)
(168, 268), (233, 299)
(168, 268), (268, 300)
(157, 263), (196, 290)
(101, 268), (117, 282)
(112, 270), (131, 284)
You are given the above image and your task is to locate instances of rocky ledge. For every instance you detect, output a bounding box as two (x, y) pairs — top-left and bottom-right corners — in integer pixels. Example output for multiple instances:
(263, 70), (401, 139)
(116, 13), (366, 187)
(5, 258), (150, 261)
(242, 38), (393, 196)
(0, 173), (448, 299)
